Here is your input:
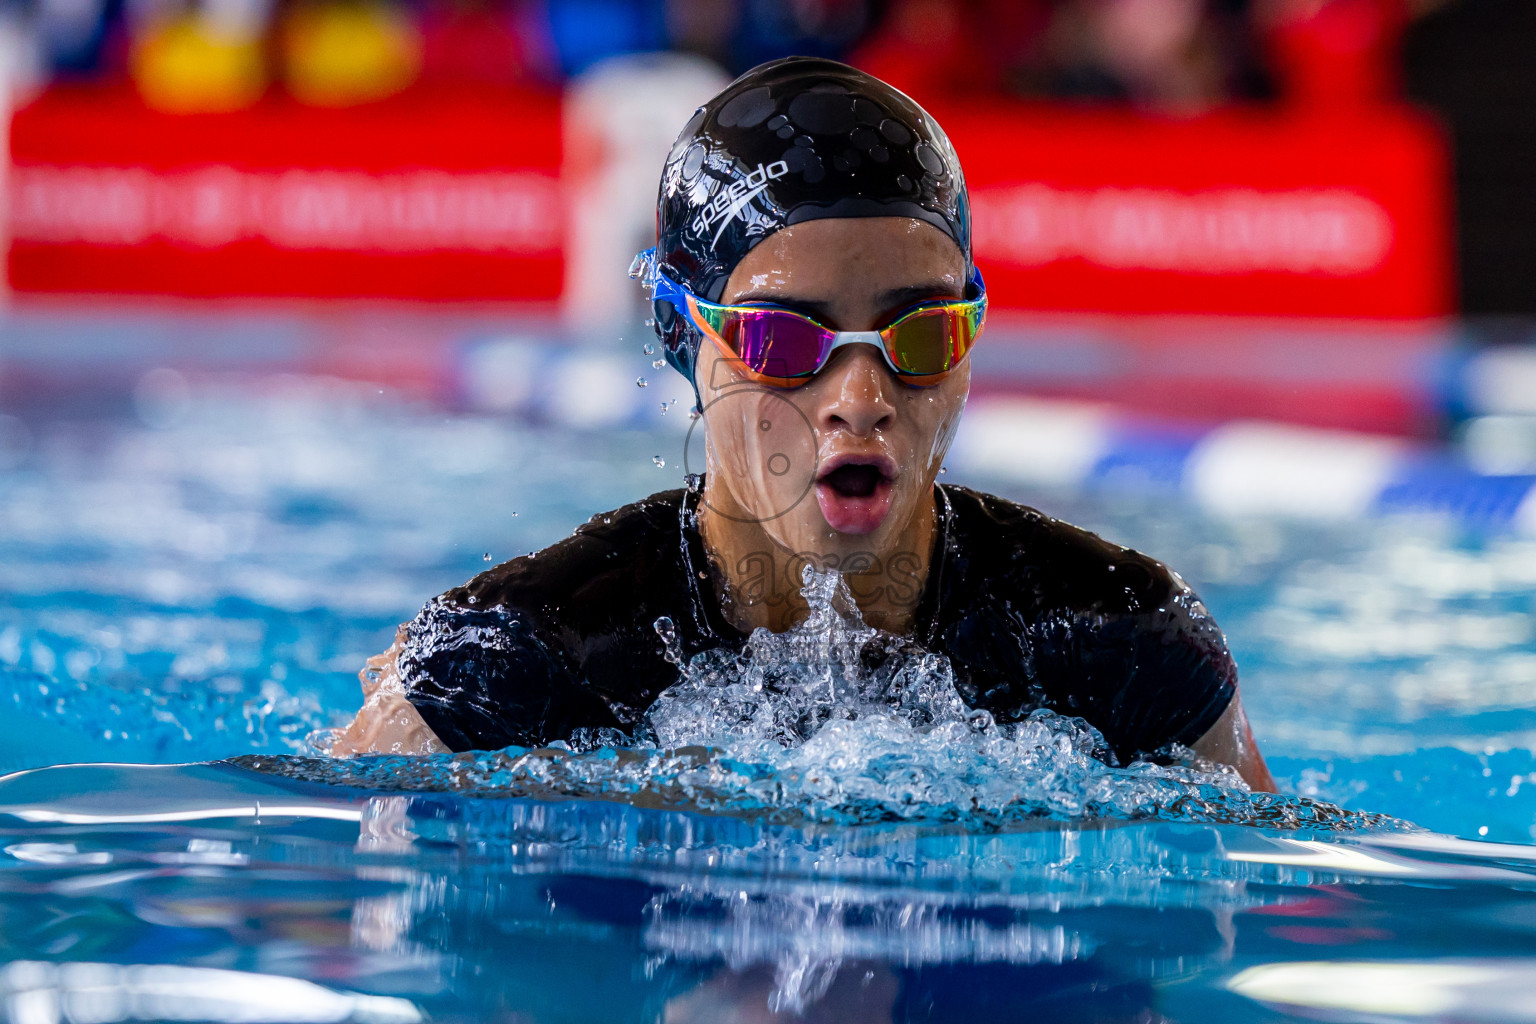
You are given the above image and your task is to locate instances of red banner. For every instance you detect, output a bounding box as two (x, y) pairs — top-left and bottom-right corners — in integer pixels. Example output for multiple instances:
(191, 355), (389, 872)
(8, 85), (565, 301)
(8, 87), (1450, 317)
(948, 104), (1451, 318)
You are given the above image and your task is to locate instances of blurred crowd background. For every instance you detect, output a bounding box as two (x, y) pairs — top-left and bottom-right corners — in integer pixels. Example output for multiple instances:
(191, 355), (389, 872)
(3, 0), (1533, 313)
(1, 0), (1490, 112)
(5, 0), (1536, 468)
(0, 0), (1454, 110)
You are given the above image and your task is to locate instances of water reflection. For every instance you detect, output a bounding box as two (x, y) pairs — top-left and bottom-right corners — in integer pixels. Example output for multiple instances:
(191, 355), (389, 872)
(0, 961), (423, 1024)
(8, 762), (1536, 1021)
(1228, 960), (1536, 1021)
(334, 792), (1390, 1021)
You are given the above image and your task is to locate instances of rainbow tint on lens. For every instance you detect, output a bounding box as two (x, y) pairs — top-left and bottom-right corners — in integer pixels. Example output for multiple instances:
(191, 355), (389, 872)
(643, 252), (986, 388)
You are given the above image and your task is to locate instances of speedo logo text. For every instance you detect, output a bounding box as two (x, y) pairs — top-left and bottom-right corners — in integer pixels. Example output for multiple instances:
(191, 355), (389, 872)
(692, 160), (790, 241)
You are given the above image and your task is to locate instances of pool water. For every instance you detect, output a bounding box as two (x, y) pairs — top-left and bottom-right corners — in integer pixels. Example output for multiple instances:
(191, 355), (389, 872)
(6, 369), (1536, 1021)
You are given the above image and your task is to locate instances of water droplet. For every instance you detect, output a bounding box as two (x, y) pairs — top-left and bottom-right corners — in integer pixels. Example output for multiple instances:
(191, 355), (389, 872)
(511, 511), (519, 517)
(483, 552), (492, 562)
(644, 318), (656, 328)
(939, 466), (948, 475)
(684, 472), (703, 492)
(653, 616), (681, 664)
(652, 359), (665, 369)
(652, 455), (666, 468)
(688, 409), (702, 422)
(643, 343), (655, 355)
(636, 378), (648, 388)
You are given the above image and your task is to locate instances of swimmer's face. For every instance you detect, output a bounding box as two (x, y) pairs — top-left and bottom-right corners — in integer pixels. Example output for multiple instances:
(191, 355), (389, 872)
(697, 216), (970, 566)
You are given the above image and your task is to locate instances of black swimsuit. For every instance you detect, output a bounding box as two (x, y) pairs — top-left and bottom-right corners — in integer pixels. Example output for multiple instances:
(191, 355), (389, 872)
(399, 484), (1236, 764)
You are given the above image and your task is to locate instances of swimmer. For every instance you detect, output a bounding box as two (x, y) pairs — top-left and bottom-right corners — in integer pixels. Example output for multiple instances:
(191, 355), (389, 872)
(333, 56), (1274, 791)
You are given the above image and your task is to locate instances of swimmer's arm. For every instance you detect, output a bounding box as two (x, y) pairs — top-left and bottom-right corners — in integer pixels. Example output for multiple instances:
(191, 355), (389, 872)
(329, 628), (448, 757)
(1190, 693), (1275, 793)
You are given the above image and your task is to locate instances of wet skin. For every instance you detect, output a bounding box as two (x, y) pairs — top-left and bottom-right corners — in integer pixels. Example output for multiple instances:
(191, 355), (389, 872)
(334, 215), (1274, 792)
(689, 215), (1271, 790)
(694, 217), (968, 637)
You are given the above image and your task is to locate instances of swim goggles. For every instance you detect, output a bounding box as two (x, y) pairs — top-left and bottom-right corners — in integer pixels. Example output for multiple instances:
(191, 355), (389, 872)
(631, 247), (986, 388)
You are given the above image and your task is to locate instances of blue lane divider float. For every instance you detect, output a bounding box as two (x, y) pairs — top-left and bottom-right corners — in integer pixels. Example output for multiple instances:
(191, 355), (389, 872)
(951, 397), (1536, 531)
(457, 336), (696, 430)
(455, 337), (1536, 530)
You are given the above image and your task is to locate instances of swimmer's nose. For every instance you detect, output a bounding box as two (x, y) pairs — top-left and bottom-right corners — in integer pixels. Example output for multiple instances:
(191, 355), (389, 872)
(816, 345), (895, 437)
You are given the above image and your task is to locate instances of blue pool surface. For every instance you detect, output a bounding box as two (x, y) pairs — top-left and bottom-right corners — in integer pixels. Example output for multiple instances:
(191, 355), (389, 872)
(6, 363), (1536, 1021)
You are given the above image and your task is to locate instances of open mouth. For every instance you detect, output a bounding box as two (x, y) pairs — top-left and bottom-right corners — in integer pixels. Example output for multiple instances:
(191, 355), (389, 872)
(820, 462), (887, 498)
(814, 454), (897, 535)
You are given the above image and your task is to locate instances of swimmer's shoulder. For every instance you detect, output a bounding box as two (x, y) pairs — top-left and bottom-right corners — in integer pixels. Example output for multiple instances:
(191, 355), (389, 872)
(935, 485), (1236, 760)
(396, 489), (693, 750)
(937, 483), (1195, 619)
(442, 488), (690, 616)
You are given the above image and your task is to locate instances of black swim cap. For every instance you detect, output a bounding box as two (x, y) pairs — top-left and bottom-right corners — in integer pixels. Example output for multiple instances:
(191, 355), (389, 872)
(647, 56), (972, 394)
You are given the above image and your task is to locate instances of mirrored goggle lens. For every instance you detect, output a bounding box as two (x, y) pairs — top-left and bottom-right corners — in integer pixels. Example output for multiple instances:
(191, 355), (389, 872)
(720, 308), (832, 379)
(883, 304), (980, 377)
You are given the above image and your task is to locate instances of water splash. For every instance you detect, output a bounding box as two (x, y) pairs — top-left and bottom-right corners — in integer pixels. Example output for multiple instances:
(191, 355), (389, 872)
(247, 568), (1405, 835)
(644, 569), (976, 759)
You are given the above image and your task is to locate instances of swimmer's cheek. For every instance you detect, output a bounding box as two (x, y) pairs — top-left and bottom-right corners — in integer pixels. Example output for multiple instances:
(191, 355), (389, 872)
(330, 690), (447, 757)
(1190, 693), (1276, 793)
(358, 628), (408, 698)
(334, 633), (446, 758)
